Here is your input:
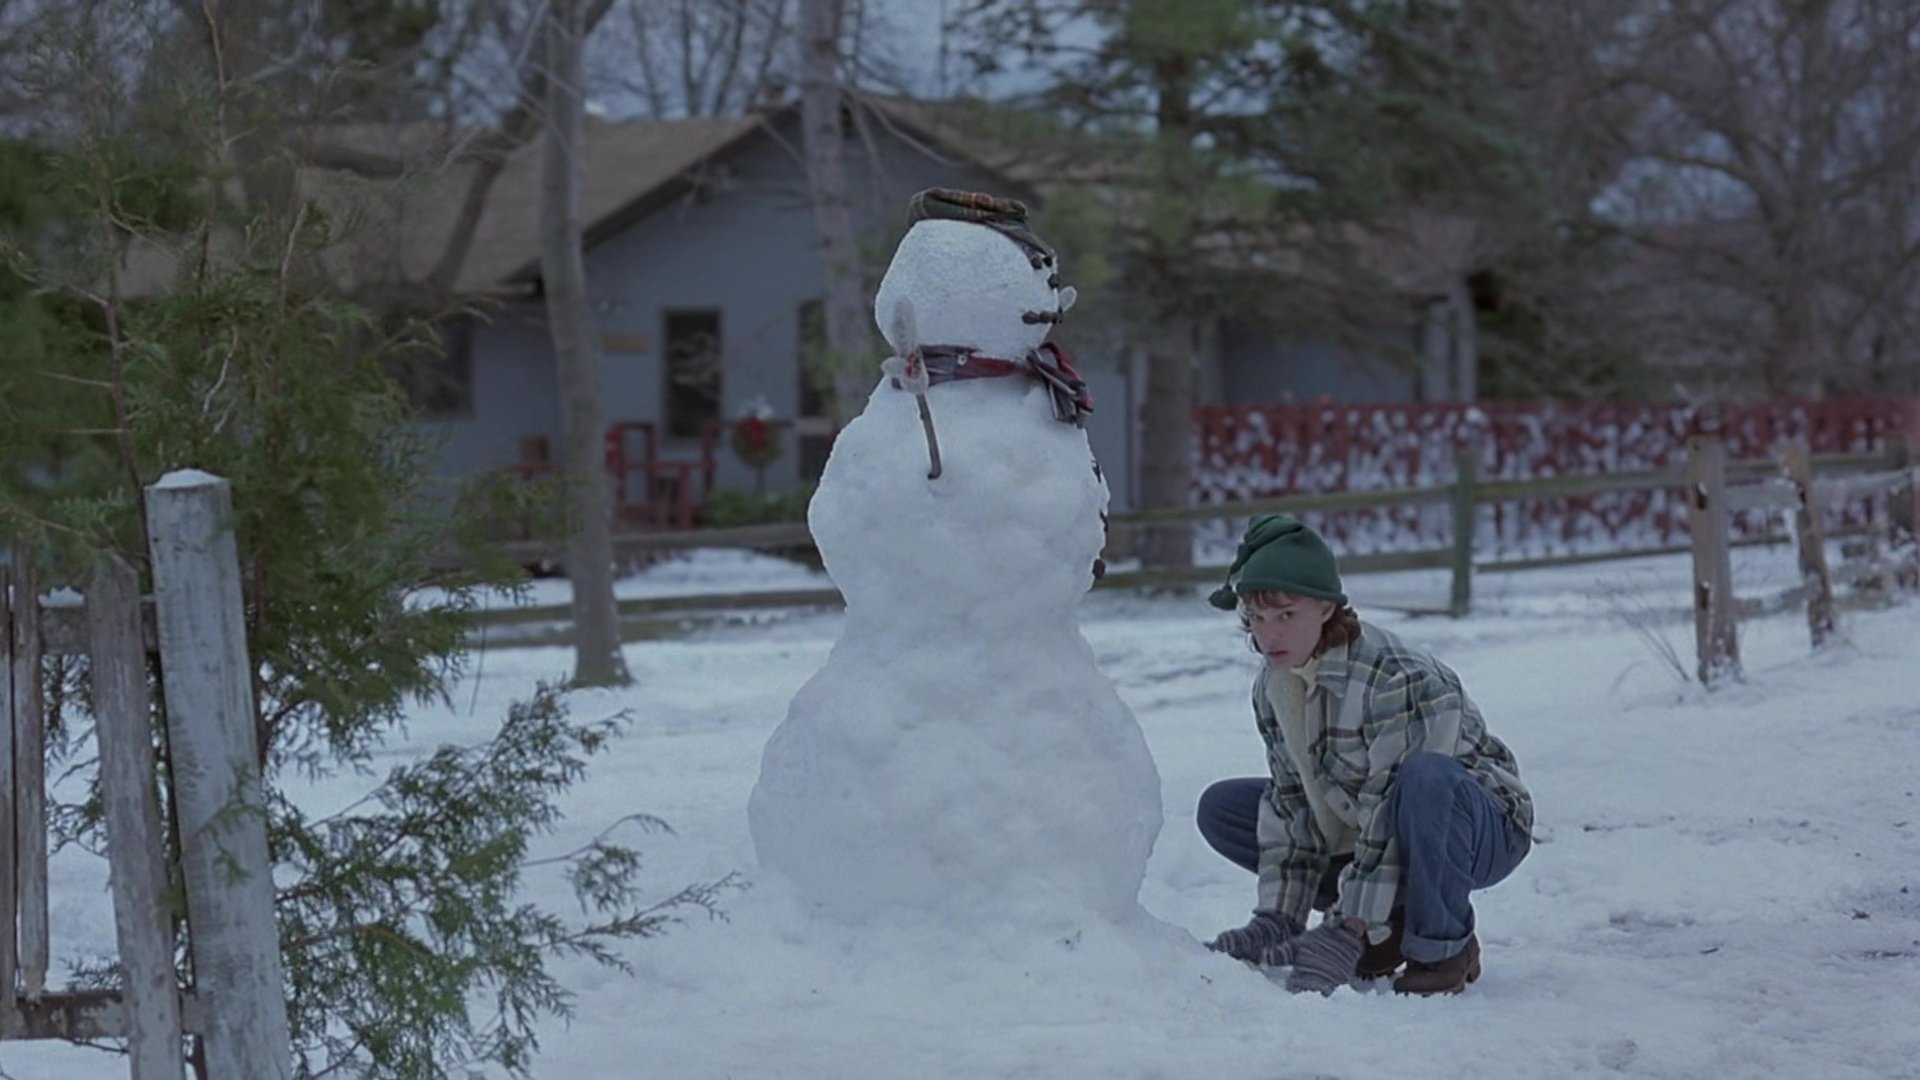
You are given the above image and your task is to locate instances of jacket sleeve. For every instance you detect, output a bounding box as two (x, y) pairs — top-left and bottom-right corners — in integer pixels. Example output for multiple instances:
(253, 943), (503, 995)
(1330, 665), (1459, 931)
(1252, 675), (1329, 929)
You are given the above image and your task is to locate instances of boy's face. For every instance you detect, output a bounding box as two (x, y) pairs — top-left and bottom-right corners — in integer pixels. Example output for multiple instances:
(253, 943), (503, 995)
(1241, 594), (1335, 668)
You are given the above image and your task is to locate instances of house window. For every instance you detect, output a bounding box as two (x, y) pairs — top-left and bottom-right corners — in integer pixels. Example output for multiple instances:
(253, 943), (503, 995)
(388, 314), (474, 419)
(797, 299), (829, 417)
(664, 309), (723, 439)
(796, 299), (833, 480)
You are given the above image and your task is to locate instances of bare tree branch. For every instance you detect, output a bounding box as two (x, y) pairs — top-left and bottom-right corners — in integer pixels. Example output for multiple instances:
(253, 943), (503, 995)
(606, 0), (794, 118)
(1590, 0), (1920, 395)
(418, 0), (618, 294)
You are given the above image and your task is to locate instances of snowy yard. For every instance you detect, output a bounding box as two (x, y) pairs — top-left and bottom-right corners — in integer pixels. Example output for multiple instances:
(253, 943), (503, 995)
(7, 548), (1919, 1080)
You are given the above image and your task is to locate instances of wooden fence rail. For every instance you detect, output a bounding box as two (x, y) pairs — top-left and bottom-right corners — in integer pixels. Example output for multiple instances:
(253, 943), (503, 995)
(12, 562), (47, 1003)
(1, 565), (19, 1028)
(480, 450), (1896, 563)
(472, 443), (1918, 649)
(1678, 436), (1920, 685)
(88, 557), (188, 1080)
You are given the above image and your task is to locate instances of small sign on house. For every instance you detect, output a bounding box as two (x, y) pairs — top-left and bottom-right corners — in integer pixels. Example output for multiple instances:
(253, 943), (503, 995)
(601, 332), (651, 353)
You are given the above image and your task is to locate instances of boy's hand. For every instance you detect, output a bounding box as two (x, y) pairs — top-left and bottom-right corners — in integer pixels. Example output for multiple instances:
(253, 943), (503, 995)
(1207, 911), (1298, 963)
(1283, 917), (1367, 994)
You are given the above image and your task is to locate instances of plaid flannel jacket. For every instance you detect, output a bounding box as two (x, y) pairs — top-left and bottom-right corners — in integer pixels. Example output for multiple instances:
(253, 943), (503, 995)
(1252, 622), (1533, 934)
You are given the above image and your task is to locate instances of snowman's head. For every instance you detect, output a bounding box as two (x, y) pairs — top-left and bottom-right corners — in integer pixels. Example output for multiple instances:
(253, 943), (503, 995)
(873, 189), (1077, 361)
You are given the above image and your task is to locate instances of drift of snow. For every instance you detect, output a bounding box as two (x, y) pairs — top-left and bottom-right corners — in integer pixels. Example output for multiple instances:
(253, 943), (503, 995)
(9, 550), (1920, 1079)
(150, 467), (223, 489)
(747, 211), (1161, 931)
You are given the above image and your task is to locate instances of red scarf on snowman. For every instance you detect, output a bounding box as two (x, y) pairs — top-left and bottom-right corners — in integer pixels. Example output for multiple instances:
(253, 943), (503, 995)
(890, 342), (1094, 427)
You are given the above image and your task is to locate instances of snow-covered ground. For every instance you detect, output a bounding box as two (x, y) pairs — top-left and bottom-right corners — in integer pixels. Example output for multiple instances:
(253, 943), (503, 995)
(8, 548), (1919, 1079)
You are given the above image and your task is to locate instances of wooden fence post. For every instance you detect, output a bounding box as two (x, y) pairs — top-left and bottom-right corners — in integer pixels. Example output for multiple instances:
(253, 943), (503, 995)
(1780, 441), (1837, 648)
(9, 562), (47, 1002)
(87, 558), (188, 1080)
(0, 565), (17, 1029)
(1686, 435), (1741, 685)
(1888, 432), (1917, 541)
(1450, 438), (1480, 618)
(1887, 432), (1920, 591)
(145, 471), (292, 1080)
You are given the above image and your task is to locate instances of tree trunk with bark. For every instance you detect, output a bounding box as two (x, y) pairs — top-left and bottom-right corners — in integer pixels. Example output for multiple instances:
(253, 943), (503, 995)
(1136, 322), (1198, 568)
(798, 0), (872, 422)
(541, 0), (631, 688)
(1136, 55), (1200, 569)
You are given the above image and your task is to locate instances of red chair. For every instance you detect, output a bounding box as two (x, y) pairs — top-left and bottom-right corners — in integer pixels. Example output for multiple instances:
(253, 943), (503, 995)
(605, 421), (708, 529)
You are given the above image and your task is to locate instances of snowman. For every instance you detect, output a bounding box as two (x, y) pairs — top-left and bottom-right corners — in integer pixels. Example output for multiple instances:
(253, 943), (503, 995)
(748, 189), (1163, 934)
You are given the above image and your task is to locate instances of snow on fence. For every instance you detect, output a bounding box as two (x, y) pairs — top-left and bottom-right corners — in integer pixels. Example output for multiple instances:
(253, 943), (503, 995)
(1193, 398), (1916, 557)
(1, 471), (292, 1080)
(458, 399), (1920, 645)
(1686, 435), (1920, 686)
(469, 434), (1920, 643)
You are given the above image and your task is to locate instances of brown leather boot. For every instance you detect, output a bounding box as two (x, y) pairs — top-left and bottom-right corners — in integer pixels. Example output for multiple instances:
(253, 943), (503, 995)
(1392, 934), (1481, 996)
(1355, 907), (1405, 978)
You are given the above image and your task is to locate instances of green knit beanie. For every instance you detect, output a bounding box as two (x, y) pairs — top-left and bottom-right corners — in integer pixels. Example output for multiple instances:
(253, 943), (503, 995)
(1207, 514), (1347, 611)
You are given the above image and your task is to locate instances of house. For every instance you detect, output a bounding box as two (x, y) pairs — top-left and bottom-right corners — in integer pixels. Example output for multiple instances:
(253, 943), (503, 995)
(1199, 210), (1483, 408)
(311, 100), (1146, 520)
(118, 98), (1477, 519)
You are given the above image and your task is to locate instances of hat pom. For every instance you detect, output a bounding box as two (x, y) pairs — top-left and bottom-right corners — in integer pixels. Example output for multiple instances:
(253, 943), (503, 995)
(1207, 583), (1239, 611)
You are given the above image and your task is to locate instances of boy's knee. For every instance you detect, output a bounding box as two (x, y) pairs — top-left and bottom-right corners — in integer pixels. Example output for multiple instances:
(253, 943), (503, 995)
(1196, 779), (1238, 825)
(1392, 752), (1460, 819)
(1399, 751), (1455, 785)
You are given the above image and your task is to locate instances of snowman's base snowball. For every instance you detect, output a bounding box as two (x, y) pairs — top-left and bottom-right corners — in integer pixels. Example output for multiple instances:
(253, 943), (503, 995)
(748, 630), (1162, 930)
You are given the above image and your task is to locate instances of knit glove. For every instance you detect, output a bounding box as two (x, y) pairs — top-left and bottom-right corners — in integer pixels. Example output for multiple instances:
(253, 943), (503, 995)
(1283, 918), (1367, 995)
(1206, 912), (1298, 964)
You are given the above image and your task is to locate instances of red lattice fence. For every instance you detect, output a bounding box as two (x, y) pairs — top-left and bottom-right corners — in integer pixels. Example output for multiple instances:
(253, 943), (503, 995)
(1192, 399), (1919, 557)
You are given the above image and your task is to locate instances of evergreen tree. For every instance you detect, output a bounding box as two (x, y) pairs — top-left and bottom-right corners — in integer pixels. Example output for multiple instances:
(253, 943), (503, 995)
(946, 0), (1550, 557)
(0, 11), (728, 1078)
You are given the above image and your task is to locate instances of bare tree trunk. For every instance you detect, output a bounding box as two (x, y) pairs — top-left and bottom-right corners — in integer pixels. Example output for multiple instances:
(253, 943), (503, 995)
(1137, 322), (1198, 569)
(1451, 278), (1479, 402)
(542, 0), (631, 688)
(798, 0), (871, 421)
(1136, 55), (1200, 569)
(1419, 294), (1452, 402)
(1420, 280), (1480, 401)
(1765, 283), (1821, 398)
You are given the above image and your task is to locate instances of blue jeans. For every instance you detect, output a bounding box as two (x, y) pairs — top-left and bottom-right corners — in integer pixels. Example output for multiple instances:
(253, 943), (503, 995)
(1196, 752), (1530, 962)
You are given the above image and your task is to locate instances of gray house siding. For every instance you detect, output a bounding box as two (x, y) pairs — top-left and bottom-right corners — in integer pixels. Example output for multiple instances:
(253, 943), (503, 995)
(1206, 317), (1418, 405)
(421, 304), (557, 477)
(1078, 366), (1133, 510)
(583, 122), (844, 494)
(418, 112), (1459, 518)
(429, 109), (1138, 507)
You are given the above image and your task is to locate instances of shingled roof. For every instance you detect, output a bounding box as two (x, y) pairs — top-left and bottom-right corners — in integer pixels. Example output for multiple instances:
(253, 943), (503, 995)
(324, 112), (768, 294)
(113, 99), (1038, 299)
(111, 97), (1464, 305)
(116, 111), (771, 299)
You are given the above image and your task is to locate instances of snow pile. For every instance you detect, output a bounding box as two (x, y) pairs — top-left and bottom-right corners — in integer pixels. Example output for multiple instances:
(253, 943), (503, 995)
(12, 554), (1920, 1079)
(426, 549), (832, 613)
